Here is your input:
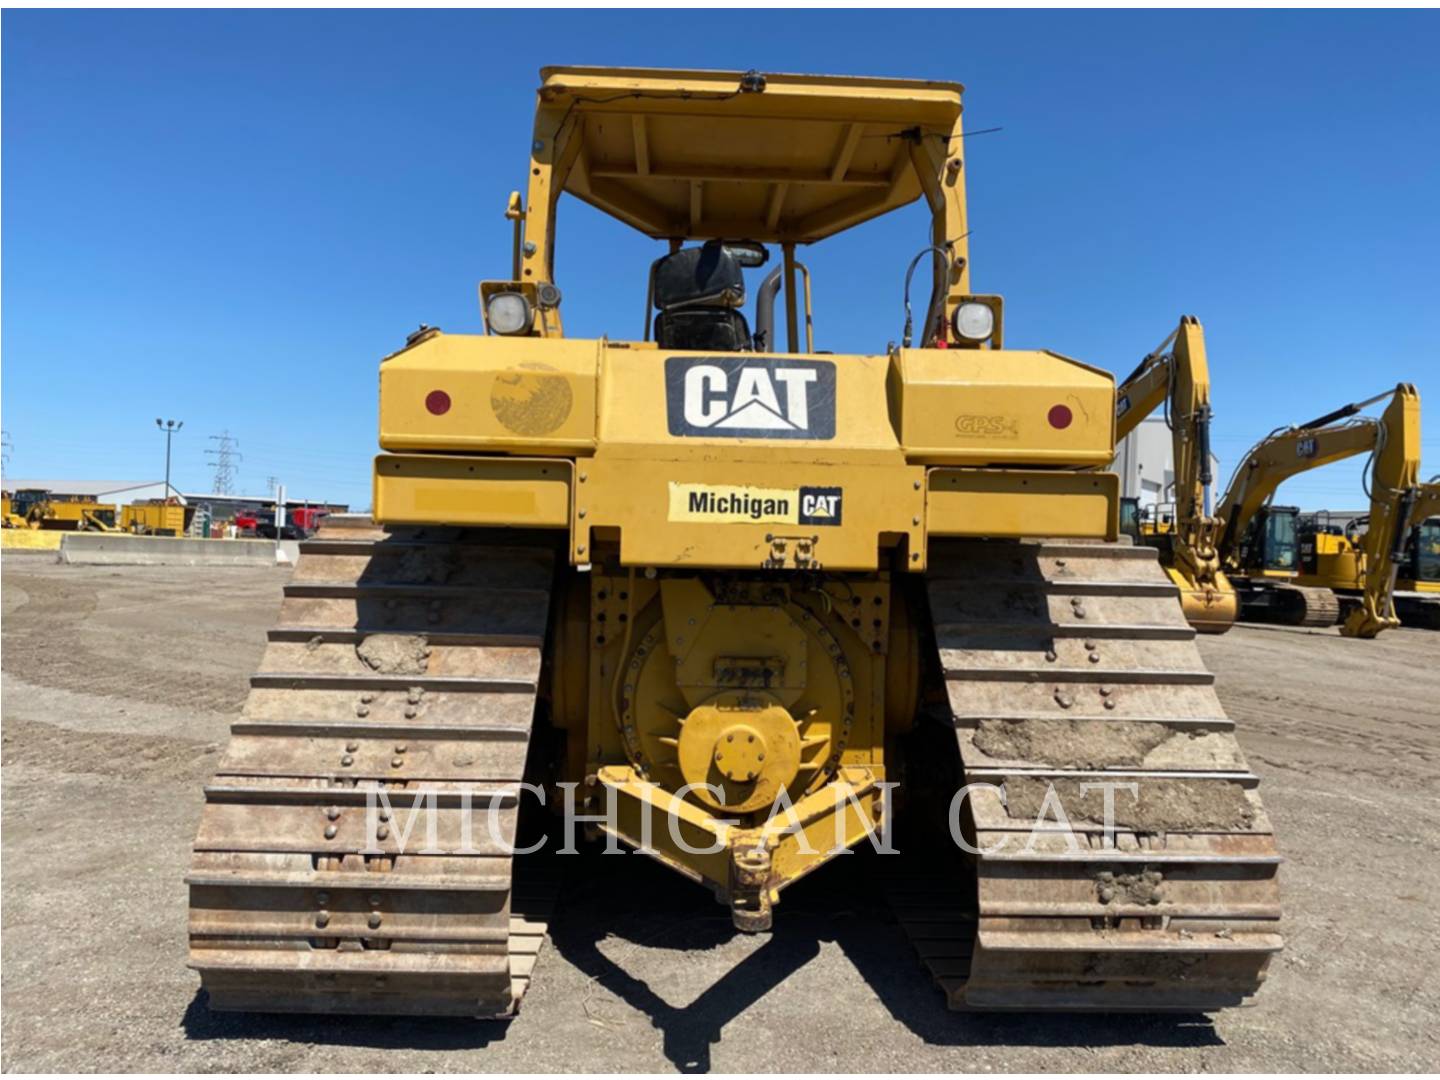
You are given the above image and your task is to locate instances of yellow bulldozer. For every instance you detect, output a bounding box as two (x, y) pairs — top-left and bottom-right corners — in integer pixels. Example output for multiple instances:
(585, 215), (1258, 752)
(189, 67), (1283, 1017)
(4, 488), (117, 532)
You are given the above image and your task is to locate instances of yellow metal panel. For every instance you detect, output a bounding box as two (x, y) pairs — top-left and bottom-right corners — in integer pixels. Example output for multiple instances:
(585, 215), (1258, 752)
(764, 770), (883, 889)
(121, 504), (185, 533)
(595, 763), (882, 904)
(891, 348), (1115, 466)
(927, 468), (1118, 540)
(373, 454), (571, 528)
(2, 529), (63, 550)
(574, 458), (926, 571)
(379, 333), (598, 453)
(540, 67), (965, 113)
(594, 347), (904, 465)
(537, 67), (962, 245)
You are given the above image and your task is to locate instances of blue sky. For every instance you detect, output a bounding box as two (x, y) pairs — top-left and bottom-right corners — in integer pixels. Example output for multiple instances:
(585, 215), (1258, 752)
(3, 9), (1438, 511)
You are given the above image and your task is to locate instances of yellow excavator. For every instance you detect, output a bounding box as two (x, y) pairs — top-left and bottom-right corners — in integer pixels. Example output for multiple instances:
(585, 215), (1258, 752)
(1296, 511), (1377, 619)
(1214, 386), (1420, 635)
(1113, 317), (1234, 632)
(1395, 485), (1440, 628)
(1298, 479), (1440, 631)
(1114, 325), (1423, 638)
(188, 66), (1283, 1017)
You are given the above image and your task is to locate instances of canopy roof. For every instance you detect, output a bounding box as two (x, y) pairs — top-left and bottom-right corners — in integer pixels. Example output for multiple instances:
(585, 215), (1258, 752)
(538, 66), (965, 244)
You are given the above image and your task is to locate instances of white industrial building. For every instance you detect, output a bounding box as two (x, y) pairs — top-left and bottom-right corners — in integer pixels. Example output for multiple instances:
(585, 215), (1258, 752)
(1114, 417), (1222, 515)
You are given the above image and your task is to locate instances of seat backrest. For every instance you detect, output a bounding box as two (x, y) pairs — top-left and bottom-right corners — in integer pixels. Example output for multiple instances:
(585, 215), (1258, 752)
(653, 242), (745, 310)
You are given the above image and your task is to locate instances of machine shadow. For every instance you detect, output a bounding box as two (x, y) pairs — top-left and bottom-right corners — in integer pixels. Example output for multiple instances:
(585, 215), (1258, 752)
(180, 991), (511, 1050)
(547, 845), (1225, 1072)
(179, 843), (1225, 1062)
(1229, 622), (1338, 637)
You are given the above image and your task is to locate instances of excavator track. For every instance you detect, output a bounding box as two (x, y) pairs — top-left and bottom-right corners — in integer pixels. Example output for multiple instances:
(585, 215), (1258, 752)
(1234, 580), (1340, 628)
(1394, 592), (1440, 631)
(909, 538), (1282, 1011)
(187, 516), (556, 1016)
(1272, 583), (1341, 628)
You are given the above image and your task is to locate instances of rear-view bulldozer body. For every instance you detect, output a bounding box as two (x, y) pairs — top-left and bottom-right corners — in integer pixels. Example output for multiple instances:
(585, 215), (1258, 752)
(189, 67), (1282, 1018)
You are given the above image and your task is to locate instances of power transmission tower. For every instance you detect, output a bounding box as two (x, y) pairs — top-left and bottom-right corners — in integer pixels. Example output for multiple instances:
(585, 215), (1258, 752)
(1, 431), (12, 477)
(206, 431), (242, 495)
(266, 475), (279, 497)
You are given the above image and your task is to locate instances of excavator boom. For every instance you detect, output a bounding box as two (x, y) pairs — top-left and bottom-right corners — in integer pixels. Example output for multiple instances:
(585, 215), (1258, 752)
(1336, 404), (1424, 637)
(1113, 316), (1234, 631)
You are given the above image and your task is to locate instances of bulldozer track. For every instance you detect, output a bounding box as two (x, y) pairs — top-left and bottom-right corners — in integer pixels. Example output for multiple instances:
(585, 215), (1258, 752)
(187, 515), (557, 1016)
(907, 539), (1282, 1011)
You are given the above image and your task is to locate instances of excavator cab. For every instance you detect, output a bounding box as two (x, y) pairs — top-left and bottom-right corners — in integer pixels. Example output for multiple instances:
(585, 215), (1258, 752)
(1118, 495), (1142, 542)
(1389, 497), (1440, 629)
(1406, 517), (1440, 583)
(1242, 505), (1302, 575)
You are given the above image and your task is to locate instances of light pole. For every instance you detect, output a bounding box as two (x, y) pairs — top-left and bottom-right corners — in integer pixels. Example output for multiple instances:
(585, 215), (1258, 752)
(156, 418), (184, 499)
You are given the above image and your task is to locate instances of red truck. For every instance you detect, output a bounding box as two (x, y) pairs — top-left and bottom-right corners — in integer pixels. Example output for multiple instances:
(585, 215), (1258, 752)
(286, 507), (329, 538)
(248, 505), (328, 540)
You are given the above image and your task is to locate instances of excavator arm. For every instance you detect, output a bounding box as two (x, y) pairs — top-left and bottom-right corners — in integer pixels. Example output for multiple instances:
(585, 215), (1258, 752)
(1340, 408), (1424, 638)
(1113, 316), (1233, 631)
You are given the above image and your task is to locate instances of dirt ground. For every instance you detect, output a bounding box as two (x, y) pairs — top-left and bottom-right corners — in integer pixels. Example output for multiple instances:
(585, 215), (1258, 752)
(2, 555), (1437, 1073)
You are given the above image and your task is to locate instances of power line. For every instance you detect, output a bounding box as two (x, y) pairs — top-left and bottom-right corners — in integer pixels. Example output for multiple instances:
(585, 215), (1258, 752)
(206, 431), (242, 495)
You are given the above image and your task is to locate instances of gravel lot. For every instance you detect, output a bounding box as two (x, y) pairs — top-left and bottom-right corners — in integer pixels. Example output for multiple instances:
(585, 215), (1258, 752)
(3, 556), (1437, 1072)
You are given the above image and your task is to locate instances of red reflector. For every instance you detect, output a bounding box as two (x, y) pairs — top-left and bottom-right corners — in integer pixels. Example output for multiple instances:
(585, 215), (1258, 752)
(1047, 404), (1073, 429)
(425, 390), (451, 416)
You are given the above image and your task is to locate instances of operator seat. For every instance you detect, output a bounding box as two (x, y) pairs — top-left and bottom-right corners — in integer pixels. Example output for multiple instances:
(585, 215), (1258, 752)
(652, 241), (751, 351)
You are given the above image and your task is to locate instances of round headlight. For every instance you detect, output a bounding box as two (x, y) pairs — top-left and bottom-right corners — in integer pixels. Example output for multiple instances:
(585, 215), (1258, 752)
(952, 301), (995, 342)
(487, 292), (533, 335)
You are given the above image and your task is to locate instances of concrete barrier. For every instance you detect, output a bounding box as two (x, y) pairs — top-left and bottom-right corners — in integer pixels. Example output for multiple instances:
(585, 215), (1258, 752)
(59, 533), (282, 567)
